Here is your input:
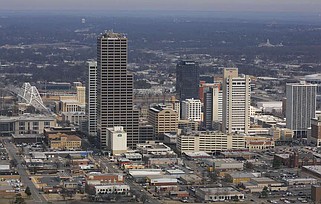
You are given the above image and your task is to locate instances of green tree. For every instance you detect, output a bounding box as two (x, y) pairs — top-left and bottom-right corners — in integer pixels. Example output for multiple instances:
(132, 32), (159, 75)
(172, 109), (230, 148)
(25, 186), (31, 196)
(134, 80), (151, 89)
(14, 193), (26, 204)
(231, 195), (239, 201)
(272, 159), (282, 169)
(209, 170), (219, 182)
(245, 162), (254, 169)
(224, 175), (233, 183)
(260, 186), (268, 198)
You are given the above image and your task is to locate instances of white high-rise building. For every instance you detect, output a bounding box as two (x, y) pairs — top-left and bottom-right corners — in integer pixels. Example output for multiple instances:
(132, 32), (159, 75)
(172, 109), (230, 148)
(181, 98), (202, 122)
(86, 61), (97, 137)
(222, 68), (251, 134)
(286, 82), (317, 138)
(106, 126), (127, 155)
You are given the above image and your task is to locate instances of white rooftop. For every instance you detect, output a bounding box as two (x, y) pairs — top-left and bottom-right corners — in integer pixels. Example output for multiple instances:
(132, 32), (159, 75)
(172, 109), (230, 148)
(303, 166), (321, 175)
(129, 169), (163, 177)
(166, 169), (185, 175)
(184, 151), (211, 158)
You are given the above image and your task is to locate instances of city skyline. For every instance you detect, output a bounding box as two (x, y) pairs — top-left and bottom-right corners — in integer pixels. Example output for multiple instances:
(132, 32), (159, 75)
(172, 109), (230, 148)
(1, 4), (321, 203)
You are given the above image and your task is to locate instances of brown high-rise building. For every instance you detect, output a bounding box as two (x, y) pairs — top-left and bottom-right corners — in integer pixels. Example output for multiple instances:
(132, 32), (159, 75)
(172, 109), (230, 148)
(310, 117), (321, 146)
(97, 31), (139, 149)
(148, 105), (178, 140)
(311, 185), (321, 204)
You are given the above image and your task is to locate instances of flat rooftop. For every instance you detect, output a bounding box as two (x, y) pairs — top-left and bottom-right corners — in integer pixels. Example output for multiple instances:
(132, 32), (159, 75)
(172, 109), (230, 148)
(39, 176), (61, 187)
(129, 169), (163, 177)
(12, 134), (44, 138)
(29, 150), (92, 155)
(251, 177), (279, 184)
(166, 169), (185, 174)
(101, 31), (127, 39)
(221, 151), (255, 156)
(0, 114), (56, 121)
(213, 158), (242, 163)
(275, 154), (290, 159)
(86, 172), (123, 176)
(198, 187), (243, 195)
(136, 141), (170, 150)
(228, 172), (257, 178)
(184, 151), (211, 158)
(49, 134), (81, 142)
(303, 165), (321, 176)
(285, 178), (317, 182)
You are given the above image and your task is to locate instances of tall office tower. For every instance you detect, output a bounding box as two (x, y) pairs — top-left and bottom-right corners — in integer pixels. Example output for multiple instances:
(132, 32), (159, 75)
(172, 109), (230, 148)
(286, 82), (317, 138)
(176, 60), (200, 100)
(97, 31), (139, 149)
(86, 61), (97, 137)
(204, 85), (222, 130)
(303, 74), (321, 102)
(222, 68), (251, 134)
(310, 117), (321, 147)
(181, 98), (202, 122)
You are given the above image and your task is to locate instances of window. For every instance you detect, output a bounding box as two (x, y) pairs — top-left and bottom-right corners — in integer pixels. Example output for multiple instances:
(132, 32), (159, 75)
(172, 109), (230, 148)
(44, 121), (51, 127)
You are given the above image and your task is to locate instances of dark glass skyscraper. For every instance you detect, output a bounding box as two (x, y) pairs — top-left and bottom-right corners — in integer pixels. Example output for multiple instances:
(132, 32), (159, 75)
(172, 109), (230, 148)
(176, 60), (200, 100)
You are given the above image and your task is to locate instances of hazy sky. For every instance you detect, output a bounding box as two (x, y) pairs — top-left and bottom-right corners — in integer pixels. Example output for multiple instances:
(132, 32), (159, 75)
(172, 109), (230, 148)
(1, 0), (321, 13)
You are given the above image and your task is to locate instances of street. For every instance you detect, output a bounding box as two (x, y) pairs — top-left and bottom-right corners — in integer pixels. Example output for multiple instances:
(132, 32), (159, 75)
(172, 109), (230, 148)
(4, 139), (48, 203)
(95, 156), (161, 204)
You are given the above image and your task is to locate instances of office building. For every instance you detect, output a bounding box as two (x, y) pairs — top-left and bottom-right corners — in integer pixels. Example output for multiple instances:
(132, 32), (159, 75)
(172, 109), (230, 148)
(138, 124), (154, 143)
(195, 187), (244, 202)
(309, 117), (321, 147)
(243, 177), (287, 193)
(147, 105), (178, 140)
(136, 141), (174, 156)
(311, 185), (321, 204)
(222, 68), (251, 134)
(270, 127), (294, 141)
(62, 112), (87, 127)
(177, 131), (245, 153)
(286, 82), (317, 138)
(181, 98), (202, 122)
(97, 31), (139, 149)
(303, 74), (321, 102)
(178, 120), (199, 131)
(58, 86), (86, 113)
(86, 61), (98, 137)
(49, 134), (82, 150)
(164, 96), (180, 119)
(244, 136), (275, 151)
(106, 126), (127, 155)
(0, 114), (56, 136)
(176, 60), (200, 100)
(199, 81), (221, 102)
(225, 172), (259, 184)
(76, 86), (86, 104)
(204, 85), (222, 130)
